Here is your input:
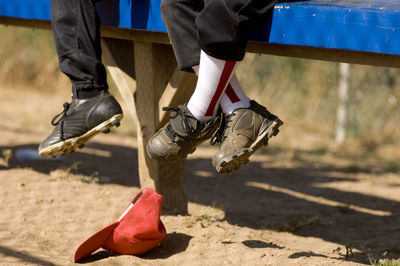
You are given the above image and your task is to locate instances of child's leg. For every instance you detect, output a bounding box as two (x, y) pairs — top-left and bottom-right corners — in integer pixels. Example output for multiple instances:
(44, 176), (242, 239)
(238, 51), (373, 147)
(187, 50), (237, 122)
(51, 0), (108, 93)
(197, 0), (277, 62)
(149, 0), (283, 168)
(146, 51), (234, 160)
(191, 0), (283, 173)
(191, 66), (251, 115)
(160, 0), (202, 72)
(218, 75), (252, 114)
(39, 0), (123, 158)
(147, 0), (221, 160)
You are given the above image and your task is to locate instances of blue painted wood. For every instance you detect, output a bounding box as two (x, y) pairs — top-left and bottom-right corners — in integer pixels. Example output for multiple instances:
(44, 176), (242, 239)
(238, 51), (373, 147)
(301, 0), (400, 9)
(1, 0), (400, 56)
(266, 1), (400, 55)
(0, 0), (50, 21)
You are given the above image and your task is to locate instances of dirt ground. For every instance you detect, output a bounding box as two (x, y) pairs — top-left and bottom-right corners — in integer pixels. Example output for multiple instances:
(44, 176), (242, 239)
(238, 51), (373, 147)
(1, 85), (400, 266)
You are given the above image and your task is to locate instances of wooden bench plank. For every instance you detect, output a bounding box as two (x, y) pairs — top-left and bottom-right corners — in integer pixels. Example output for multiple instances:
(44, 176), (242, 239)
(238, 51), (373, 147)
(2, 0), (400, 56)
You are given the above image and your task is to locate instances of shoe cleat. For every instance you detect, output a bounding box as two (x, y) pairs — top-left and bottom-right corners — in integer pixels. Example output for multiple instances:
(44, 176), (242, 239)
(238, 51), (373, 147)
(38, 90), (123, 158)
(111, 118), (120, 127)
(212, 100), (283, 174)
(100, 126), (110, 134)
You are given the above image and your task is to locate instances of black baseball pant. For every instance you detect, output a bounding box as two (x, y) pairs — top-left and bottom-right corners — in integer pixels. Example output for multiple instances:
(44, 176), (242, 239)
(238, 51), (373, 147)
(51, 0), (107, 91)
(161, 0), (277, 71)
(50, 0), (277, 87)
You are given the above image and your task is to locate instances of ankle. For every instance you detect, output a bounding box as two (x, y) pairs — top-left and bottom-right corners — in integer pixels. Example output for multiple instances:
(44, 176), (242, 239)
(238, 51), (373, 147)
(72, 86), (107, 99)
(187, 101), (217, 122)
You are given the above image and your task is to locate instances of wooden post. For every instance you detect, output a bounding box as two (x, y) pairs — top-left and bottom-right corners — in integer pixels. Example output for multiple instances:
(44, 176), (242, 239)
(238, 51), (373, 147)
(101, 38), (137, 122)
(134, 42), (188, 214)
(336, 63), (350, 144)
(158, 68), (197, 127)
(102, 38), (196, 214)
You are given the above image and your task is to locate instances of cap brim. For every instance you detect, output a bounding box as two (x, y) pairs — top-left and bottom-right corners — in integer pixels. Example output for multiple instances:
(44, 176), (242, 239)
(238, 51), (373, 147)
(74, 221), (119, 263)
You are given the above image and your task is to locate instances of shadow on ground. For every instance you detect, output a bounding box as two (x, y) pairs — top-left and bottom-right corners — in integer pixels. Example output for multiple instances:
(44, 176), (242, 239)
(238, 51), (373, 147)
(1, 142), (400, 264)
(1, 142), (139, 187)
(0, 245), (56, 266)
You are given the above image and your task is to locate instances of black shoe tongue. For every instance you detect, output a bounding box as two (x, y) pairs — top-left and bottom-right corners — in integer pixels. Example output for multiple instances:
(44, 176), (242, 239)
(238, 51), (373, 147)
(169, 110), (198, 137)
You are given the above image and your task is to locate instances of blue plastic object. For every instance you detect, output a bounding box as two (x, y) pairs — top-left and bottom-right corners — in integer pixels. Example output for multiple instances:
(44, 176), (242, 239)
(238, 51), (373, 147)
(15, 149), (60, 161)
(1, 0), (400, 55)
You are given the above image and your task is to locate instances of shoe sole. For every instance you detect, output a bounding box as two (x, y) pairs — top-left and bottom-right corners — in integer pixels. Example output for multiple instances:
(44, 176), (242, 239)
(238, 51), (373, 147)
(215, 118), (283, 174)
(38, 114), (123, 158)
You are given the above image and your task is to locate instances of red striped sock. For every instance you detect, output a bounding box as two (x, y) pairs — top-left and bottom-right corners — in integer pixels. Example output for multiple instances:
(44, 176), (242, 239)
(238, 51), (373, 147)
(187, 51), (238, 122)
(225, 84), (240, 103)
(204, 61), (236, 116)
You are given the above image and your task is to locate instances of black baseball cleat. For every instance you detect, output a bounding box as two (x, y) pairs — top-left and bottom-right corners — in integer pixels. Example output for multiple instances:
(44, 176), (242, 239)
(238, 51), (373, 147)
(38, 90), (123, 158)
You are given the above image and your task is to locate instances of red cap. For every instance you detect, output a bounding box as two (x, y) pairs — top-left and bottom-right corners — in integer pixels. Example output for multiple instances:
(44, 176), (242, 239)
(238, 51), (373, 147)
(74, 188), (166, 262)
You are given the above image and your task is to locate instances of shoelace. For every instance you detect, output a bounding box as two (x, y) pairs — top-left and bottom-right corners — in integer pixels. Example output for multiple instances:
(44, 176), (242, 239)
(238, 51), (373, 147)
(210, 112), (235, 145)
(163, 106), (194, 134)
(202, 114), (221, 134)
(51, 102), (70, 126)
(163, 106), (223, 142)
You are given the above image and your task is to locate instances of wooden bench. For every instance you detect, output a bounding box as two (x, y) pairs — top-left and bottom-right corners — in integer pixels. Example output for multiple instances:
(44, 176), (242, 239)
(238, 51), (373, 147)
(1, 0), (399, 214)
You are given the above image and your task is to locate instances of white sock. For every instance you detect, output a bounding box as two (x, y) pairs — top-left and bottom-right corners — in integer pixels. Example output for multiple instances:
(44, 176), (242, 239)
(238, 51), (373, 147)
(191, 64), (250, 116)
(187, 50), (237, 122)
(219, 74), (251, 114)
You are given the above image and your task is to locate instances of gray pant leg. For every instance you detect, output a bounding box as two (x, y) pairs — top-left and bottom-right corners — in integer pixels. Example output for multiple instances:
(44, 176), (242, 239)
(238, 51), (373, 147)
(197, 0), (277, 61)
(161, 0), (202, 72)
(161, 0), (277, 69)
(51, 0), (107, 90)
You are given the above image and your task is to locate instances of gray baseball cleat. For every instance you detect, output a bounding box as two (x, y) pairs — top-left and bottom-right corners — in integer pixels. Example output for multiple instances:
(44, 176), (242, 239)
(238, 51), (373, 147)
(38, 90), (123, 158)
(146, 104), (220, 160)
(212, 100), (283, 174)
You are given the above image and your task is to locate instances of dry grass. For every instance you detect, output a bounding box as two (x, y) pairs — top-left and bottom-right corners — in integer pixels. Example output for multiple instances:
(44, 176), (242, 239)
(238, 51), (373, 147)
(236, 54), (400, 145)
(1, 25), (400, 160)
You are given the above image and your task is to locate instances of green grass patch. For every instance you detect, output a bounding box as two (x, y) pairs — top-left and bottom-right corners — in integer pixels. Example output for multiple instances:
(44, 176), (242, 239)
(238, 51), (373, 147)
(370, 259), (400, 266)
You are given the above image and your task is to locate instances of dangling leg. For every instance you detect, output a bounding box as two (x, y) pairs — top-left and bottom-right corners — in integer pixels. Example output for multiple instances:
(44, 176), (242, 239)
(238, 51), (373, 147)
(192, 66), (251, 115)
(146, 0), (223, 160)
(145, 49), (231, 160)
(147, 0), (283, 170)
(220, 75), (251, 114)
(39, 0), (123, 158)
(196, 0), (283, 173)
(187, 50), (238, 121)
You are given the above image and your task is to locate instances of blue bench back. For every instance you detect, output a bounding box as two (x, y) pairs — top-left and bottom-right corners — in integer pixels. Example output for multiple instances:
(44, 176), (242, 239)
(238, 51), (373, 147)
(1, 0), (400, 56)
(0, 0), (166, 31)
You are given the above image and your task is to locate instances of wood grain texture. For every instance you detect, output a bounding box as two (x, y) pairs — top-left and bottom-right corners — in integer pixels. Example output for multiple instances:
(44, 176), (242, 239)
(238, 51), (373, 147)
(158, 68), (197, 128)
(134, 42), (188, 214)
(102, 38), (137, 122)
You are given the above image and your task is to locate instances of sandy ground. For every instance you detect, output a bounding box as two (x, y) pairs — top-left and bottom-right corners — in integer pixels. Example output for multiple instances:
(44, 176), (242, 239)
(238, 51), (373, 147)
(1, 86), (400, 266)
